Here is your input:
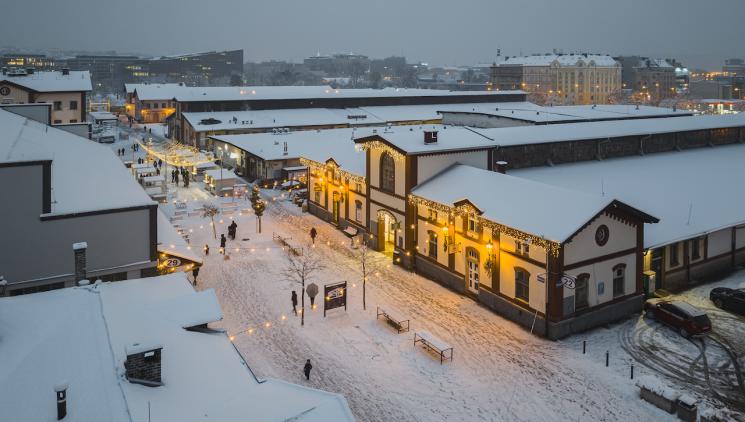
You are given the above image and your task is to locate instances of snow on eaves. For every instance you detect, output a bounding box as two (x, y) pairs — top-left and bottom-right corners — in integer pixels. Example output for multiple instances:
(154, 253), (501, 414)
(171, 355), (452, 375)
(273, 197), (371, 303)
(513, 143), (745, 249)
(411, 164), (621, 243)
(0, 71), (92, 92)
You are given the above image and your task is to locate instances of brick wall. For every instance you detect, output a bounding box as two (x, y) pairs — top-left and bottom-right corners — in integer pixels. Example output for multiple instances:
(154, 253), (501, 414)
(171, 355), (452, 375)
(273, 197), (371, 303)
(125, 348), (162, 385)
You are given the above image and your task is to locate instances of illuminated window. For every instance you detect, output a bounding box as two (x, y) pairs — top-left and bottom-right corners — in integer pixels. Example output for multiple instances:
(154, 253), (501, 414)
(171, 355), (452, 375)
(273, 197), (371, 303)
(427, 208), (437, 221)
(380, 152), (395, 193)
(428, 231), (438, 259)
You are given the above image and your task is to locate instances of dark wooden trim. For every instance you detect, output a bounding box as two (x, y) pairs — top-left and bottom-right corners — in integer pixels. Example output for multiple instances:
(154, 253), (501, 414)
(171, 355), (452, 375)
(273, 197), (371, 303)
(501, 249), (545, 268)
(563, 247), (638, 271)
(365, 149), (371, 232)
(547, 247), (564, 322)
(40, 203), (154, 221)
(410, 146), (494, 158)
(684, 239), (690, 282)
(370, 185), (408, 202)
(564, 201), (656, 246)
(353, 134), (408, 156)
(368, 198), (405, 215)
(636, 222), (644, 295)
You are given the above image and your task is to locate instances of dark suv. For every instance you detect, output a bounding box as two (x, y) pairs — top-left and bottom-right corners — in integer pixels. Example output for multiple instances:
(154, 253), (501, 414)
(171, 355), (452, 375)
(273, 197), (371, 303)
(710, 287), (745, 316)
(644, 299), (712, 337)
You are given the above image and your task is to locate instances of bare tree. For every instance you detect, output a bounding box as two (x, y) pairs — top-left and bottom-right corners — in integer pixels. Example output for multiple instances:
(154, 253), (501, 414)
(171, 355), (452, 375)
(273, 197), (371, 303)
(201, 203), (220, 239)
(354, 236), (379, 310)
(281, 249), (325, 326)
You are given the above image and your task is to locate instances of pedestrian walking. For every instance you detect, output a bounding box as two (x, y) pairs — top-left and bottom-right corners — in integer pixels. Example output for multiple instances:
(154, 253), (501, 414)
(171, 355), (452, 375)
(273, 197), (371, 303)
(310, 227), (317, 244)
(303, 359), (312, 381)
(291, 290), (298, 316)
(204, 244), (209, 255)
(174, 171), (180, 186)
(183, 171), (190, 187)
(229, 220), (238, 240)
(192, 266), (200, 286)
(158, 158), (163, 168)
(156, 167), (160, 176)
(171, 169), (175, 183)
(219, 234), (227, 253)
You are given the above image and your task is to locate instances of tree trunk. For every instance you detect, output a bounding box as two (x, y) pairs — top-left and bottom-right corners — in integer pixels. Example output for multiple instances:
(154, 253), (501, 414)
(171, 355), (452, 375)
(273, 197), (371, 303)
(362, 260), (366, 310)
(211, 216), (217, 239)
(301, 278), (305, 327)
(258, 216), (262, 233)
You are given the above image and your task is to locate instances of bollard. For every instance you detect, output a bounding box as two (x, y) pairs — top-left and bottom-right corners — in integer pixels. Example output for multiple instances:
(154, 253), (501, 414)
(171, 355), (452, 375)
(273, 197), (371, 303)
(605, 351), (609, 367)
(582, 340), (586, 354)
(630, 363), (634, 379)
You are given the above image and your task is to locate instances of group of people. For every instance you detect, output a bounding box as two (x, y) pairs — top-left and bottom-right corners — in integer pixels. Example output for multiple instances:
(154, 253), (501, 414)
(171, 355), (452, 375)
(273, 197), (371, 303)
(171, 167), (191, 187)
(217, 220), (241, 254)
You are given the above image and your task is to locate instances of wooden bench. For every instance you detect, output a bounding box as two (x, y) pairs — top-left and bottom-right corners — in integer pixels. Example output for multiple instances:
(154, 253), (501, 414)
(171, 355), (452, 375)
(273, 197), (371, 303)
(221, 202), (239, 209)
(376, 306), (410, 333)
(414, 331), (453, 364)
(174, 210), (187, 216)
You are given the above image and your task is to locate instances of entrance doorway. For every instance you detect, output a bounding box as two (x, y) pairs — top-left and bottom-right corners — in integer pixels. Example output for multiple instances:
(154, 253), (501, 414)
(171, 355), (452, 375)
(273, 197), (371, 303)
(377, 211), (397, 256)
(332, 197), (340, 224)
(466, 248), (480, 293)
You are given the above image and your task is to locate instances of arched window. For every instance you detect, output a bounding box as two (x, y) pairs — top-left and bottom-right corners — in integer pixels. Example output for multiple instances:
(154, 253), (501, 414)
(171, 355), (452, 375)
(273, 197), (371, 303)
(612, 264), (626, 298)
(380, 153), (395, 193)
(515, 267), (530, 302)
(575, 273), (590, 310)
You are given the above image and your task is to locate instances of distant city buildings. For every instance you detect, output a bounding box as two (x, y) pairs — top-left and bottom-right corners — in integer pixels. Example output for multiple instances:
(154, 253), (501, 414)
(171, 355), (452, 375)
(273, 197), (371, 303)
(615, 56), (679, 102)
(490, 53), (622, 105)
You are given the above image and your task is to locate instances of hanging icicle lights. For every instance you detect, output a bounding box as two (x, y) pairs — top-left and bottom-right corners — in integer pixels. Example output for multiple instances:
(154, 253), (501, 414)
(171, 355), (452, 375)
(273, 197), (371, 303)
(300, 157), (365, 184)
(408, 194), (562, 257)
(355, 140), (405, 161)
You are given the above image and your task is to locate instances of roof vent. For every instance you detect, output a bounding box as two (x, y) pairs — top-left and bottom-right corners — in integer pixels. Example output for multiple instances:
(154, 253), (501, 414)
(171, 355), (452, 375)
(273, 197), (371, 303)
(424, 131), (438, 144)
(124, 343), (163, 387)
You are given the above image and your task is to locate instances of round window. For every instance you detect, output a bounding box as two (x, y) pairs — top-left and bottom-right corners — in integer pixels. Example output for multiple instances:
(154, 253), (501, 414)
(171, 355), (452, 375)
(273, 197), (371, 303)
(595, 224), (610, 246)
(0, 86), (10, 96)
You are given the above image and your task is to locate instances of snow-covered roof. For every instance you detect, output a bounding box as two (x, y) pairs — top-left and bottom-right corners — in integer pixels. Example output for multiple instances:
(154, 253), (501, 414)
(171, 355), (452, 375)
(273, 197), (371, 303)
(0, 70), (92, 92)
(0, 109), (154, 215)
(183, 107), (384, 132)
(473, 113), (745, 147)
(355, 124), (496, 155)
(512, 143), (745, 248)
(157, 210), (203, 265)
(131, 83), (186, 101)
(441, 102), (691, 124)
(212, 128), (366, 176)
(173, 85), (523, 102)
(500, 54), (618, 67)
(411, 164), (637, 243)
(0, 273), (354, 422)
(204, 169), (238, 181)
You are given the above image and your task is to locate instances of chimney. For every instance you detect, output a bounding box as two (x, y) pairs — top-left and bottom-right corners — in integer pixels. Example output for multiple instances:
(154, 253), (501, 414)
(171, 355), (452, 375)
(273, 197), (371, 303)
(124, 343), (164, 387)
(61, 68), (70, 76)
(424, 130), (438, 144)
(54, 382), (68, 420)
(73, 242), (87, 282)
(495, 161), (508, 174)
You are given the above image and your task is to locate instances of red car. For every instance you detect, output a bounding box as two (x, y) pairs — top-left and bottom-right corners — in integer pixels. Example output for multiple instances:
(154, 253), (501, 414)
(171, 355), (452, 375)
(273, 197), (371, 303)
(644, 299), (712, 337)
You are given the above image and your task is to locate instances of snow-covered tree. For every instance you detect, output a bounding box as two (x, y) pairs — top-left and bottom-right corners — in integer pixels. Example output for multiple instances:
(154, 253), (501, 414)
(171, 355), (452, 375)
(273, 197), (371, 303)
(281, 249), (324, 327)
(201, 203), (220, 239)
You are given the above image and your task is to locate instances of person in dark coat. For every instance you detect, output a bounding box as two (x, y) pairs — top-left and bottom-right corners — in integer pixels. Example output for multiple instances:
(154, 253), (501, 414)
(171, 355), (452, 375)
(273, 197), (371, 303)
(171, 169), (175, 183)
(291, 291), (298, 316)
(158, 158), (163, 168)
(310, 227), (317, 244)
(183, 171), (190, 187)
(153, 160), (158, 169)
(229, 221), (238, 240)
(174, 170), (180, 185)
(303, 359), (312, 380)
(156, 167), (160, 176)
(204, 244), (209, 255)
(192, 267), (200, 285)
(219, 234), (227, 253)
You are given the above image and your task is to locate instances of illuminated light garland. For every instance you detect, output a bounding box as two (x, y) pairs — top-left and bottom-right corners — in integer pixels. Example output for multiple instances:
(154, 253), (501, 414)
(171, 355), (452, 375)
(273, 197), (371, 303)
(355, 140), (405, 161)
(408, 194), (562, 256)
(300, 157), (366, 184)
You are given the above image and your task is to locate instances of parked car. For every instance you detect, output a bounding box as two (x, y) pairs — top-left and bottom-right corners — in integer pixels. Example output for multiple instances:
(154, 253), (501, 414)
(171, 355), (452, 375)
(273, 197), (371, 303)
(644, 299), (712, 337)
(710, 287), (745, 316)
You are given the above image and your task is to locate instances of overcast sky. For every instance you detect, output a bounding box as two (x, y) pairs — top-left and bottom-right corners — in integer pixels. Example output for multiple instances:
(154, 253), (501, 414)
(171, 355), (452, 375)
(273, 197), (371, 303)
(2, 0), (743, 69)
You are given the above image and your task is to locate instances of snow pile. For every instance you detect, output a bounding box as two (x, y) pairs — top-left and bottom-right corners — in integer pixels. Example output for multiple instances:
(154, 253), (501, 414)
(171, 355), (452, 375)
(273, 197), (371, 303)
(636, 375), (680, 401)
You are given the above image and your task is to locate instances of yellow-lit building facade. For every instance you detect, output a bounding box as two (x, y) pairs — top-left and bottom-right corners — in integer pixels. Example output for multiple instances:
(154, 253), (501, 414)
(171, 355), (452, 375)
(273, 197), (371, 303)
(305, 158), (368, 232)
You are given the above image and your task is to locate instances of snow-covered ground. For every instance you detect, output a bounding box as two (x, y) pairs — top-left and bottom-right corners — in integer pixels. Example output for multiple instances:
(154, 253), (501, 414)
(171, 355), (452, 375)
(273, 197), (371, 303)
(156, 188), (682, 422)
(102, 129), (745, 421)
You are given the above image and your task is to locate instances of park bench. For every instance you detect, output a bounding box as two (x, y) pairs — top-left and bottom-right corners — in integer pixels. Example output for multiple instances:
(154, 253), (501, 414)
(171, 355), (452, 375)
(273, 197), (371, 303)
(414, 331), (453, 364)
(221, 202), (239, 209)
(376, 306), (410, 333)
(174, 210), (187, 217)
(342, 226), (358, 238)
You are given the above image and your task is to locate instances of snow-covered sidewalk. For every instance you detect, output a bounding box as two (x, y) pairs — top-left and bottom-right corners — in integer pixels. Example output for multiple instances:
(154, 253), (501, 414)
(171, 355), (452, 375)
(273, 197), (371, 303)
(164, 186), (685, 422)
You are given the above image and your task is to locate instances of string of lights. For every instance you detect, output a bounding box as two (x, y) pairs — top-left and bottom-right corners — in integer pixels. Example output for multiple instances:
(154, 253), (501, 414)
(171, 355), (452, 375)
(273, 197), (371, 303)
(355, 140), (405, 161)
